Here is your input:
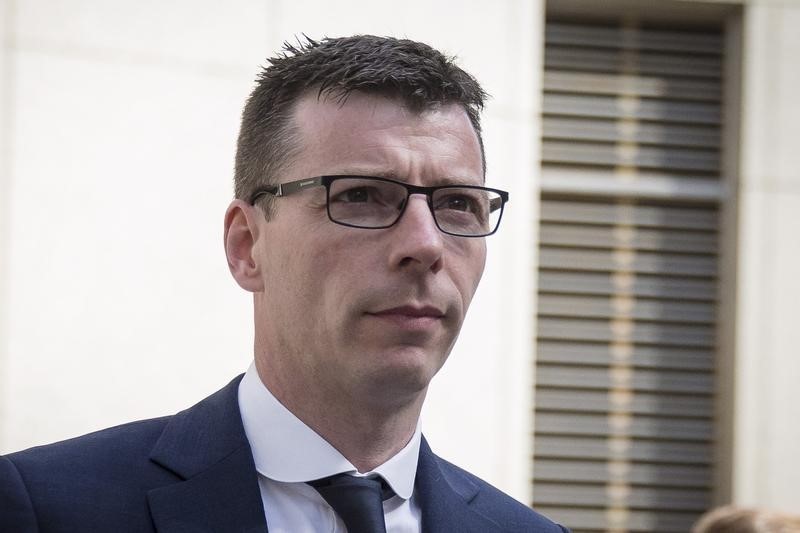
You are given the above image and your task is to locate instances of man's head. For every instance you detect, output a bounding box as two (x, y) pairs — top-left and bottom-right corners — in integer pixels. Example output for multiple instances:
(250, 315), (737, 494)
(224, 35), (495, 419)
(692, 506), (800, 533)
(234, 35), (488, 219)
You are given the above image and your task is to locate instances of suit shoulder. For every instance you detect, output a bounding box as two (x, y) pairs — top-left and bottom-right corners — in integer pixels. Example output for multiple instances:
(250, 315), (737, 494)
(1, 416), (180, 531)
(435, 456), (569, 532)
(7, 415), (171, 468)
(4, 415), (177, 498)
(0, 454), (38, 532)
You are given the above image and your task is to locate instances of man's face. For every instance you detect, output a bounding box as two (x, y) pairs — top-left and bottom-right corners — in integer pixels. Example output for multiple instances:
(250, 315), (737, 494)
(251, 91), (486, 406)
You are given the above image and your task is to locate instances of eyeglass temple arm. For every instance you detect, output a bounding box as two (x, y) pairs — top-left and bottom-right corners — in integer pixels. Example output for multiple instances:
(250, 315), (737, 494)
(489, 195), (507, 213)
(249, 177), (326, 204)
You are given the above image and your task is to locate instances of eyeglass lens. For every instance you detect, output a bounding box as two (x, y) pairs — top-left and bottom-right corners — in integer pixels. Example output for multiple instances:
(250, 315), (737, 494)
(327, 177), (502, 236)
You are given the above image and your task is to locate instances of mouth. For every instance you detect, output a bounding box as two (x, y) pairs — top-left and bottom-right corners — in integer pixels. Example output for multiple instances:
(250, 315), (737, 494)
(366, 305), (446, 330)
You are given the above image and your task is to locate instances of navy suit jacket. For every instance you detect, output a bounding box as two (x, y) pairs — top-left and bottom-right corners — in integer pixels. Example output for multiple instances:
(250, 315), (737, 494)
(1, 376), (567, 532)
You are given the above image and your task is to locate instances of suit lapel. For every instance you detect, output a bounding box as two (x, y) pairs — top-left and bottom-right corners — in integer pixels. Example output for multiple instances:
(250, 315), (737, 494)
(142, 377), (508, 532)
(146, 375), (268, 532)
(414, 438), (503, 533)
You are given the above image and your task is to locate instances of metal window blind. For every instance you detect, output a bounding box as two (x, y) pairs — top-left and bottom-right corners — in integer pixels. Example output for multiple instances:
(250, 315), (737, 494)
(532, 21), (722, 533)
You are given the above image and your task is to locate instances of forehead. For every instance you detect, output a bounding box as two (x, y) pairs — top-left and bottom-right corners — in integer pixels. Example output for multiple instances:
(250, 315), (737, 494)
(286, 91), (484, 185)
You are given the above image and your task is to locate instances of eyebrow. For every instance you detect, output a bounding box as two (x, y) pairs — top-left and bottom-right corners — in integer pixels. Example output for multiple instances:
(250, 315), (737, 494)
(332, 169), (483, 187)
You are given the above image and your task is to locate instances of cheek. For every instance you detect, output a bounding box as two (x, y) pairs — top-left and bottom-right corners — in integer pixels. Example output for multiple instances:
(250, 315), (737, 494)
(451, 241), (487, 304)
(265, 238), (325, 313)
(292, 235), (365, 302)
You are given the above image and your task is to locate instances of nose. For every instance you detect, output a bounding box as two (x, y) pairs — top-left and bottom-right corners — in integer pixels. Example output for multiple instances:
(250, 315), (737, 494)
(387, 195), (444, 274)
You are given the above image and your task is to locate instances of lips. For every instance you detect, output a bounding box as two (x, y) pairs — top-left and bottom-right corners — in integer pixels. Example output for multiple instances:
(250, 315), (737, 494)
(368, 305), (445, 318)
(365, 304), (446, 332)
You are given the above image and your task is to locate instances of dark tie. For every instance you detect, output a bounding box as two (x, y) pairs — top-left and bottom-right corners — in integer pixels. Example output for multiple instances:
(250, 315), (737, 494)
(308, 474), (394, 533)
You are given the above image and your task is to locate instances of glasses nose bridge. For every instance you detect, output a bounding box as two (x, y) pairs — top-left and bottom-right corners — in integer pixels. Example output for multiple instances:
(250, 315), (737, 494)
(402, 183), (436, 207)
(396, 185), (438, 225)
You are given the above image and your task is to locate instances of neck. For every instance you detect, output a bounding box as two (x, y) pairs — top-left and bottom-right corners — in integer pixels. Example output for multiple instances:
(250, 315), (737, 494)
(254, 358), (425, 473)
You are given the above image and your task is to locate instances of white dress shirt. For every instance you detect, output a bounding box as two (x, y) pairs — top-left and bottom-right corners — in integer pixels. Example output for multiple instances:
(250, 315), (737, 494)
(238, 362), (423, 533)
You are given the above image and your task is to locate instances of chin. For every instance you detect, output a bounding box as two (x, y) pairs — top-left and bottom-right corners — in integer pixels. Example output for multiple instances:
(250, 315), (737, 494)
(366, 346), (447, 394)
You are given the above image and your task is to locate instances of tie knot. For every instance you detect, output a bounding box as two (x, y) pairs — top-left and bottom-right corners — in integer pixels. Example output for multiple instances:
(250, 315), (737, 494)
(308, 474), (394, 533)
(310, 473), (396, 501)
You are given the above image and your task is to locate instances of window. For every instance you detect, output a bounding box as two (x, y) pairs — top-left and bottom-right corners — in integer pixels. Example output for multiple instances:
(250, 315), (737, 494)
(532, 20), (724, 532)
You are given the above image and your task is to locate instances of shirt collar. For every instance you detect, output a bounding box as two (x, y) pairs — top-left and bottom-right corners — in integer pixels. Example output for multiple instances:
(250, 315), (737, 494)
(238, 361), (420, 500)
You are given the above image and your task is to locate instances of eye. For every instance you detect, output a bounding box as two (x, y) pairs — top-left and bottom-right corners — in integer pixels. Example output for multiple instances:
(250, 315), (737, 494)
(447, 195), (471, 211)
(436, 192), (480, 213)
(332, 186), (377, 203)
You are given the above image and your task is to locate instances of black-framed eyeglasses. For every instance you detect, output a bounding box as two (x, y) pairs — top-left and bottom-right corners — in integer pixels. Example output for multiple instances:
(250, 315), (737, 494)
(248, 175), (509, 238)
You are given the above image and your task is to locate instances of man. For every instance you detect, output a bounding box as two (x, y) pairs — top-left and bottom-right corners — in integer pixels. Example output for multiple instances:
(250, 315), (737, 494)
(0, 35), (567, 532)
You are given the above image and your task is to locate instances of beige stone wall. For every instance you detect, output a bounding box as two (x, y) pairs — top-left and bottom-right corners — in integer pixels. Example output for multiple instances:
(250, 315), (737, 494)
(733, 0), (800, 513)
(0, 0), (11, 446)
(0, 0), (269, 450)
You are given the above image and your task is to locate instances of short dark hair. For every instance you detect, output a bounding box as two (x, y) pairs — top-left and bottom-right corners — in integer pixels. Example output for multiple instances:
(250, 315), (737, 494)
(234, 35), (488, 217)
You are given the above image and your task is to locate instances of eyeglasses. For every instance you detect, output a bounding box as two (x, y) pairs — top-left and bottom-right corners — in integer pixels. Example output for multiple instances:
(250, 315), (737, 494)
(248, 175), (509, 237)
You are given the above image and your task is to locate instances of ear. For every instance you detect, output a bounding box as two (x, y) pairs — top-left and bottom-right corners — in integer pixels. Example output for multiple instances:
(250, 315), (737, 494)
(224, 199), (265, 292)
